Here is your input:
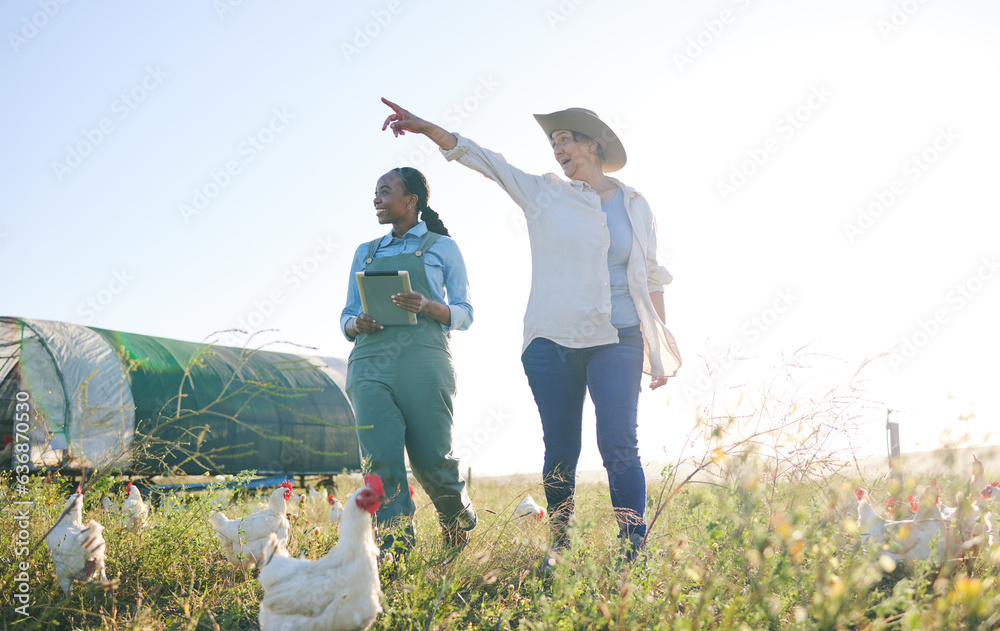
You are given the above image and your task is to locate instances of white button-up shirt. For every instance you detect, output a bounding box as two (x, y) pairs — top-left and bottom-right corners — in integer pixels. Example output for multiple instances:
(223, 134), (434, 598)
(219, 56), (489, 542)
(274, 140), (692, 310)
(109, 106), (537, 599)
(442, 134), (681, 378)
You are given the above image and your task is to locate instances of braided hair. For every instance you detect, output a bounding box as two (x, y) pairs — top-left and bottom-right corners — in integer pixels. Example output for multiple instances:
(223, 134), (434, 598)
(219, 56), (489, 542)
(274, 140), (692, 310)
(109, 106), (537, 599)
(392, 167), (450, 237)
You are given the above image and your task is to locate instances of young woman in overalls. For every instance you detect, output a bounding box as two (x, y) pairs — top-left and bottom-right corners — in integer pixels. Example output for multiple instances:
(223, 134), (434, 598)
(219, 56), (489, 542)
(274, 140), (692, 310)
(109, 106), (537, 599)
(340, 167), (476, 558)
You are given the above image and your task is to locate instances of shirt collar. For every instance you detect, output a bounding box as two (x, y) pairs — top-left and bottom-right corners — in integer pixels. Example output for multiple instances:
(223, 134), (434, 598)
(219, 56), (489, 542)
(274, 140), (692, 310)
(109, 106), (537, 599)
(569, 176), (639, 199)
(606, 176), (639, 199)
(381, 221), (427, 246)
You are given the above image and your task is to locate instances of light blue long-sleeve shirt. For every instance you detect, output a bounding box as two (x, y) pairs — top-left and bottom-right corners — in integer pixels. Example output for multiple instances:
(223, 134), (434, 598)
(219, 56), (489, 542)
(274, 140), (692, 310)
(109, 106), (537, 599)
(340, 222), (473, 341)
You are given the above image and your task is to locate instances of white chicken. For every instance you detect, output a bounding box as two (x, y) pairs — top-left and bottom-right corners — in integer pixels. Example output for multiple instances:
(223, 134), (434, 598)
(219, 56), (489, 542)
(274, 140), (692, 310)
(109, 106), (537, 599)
(512, 495), (546, 521)
(328, 494), (344, 526)
(44, 488), (108, 594)
(855, 487), (892, 546)
(209, 480), (293, 569)
(934, 481), (992, 555)
(895, 485), (949, 566)
(120, 482), (149, 533)
(856, 486), (948, 566)
(970, 454), (988, 494)
(257, 474), (387, 631)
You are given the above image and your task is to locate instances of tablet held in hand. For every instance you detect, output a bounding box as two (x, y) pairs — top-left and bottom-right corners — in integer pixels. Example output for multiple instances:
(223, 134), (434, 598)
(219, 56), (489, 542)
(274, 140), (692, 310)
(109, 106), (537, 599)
(355, 271), (418, 326)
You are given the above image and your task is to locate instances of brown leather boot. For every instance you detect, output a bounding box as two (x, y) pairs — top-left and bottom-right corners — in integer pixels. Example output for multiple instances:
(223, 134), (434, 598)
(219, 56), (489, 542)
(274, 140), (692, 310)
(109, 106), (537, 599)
(442, 524), (470, 550)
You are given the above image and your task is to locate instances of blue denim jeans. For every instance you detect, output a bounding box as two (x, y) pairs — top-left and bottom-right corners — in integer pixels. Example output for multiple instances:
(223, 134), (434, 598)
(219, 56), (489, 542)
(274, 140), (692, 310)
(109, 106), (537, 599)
(521, 325), (646, 538)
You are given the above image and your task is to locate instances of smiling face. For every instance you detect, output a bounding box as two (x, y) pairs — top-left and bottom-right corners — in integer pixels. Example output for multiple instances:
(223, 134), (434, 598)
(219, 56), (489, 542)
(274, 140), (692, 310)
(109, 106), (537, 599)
(550, 129), (601, 179)
(373, 171), (418, 233)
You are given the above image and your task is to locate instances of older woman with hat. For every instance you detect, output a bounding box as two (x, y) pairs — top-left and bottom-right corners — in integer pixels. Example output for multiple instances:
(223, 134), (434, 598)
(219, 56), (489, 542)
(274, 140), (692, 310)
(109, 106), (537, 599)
(380, 98), (681, 566)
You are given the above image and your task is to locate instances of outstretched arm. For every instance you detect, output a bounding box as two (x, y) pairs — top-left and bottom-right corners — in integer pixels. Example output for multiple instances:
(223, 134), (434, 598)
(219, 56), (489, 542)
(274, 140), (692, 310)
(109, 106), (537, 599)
(382, 97), (457, 151)
(382, 97), (552, 215)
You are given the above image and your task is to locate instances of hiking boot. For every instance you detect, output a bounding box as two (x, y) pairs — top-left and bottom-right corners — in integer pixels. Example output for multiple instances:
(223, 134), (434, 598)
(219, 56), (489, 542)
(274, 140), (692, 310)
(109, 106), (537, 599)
(441, 505), (477, 551)
(537, 530), (571, 578)
(621, 532), (648, 569)
(442, 524), (471, 550)
(453, 505), (478, 531)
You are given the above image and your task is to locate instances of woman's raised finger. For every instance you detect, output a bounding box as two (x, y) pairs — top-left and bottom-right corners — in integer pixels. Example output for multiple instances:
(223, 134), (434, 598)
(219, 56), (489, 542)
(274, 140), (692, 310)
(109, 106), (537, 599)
(381, 96), (402, 112)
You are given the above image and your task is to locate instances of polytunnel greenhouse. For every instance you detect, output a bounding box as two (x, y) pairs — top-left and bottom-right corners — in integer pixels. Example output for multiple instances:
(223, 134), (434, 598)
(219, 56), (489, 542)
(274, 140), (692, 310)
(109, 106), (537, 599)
(0, 316), (361, 475)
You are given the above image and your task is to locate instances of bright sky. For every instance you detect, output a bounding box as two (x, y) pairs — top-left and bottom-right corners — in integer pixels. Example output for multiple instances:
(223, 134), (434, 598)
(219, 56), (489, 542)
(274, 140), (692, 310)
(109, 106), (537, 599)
(3, 0), (998, 477)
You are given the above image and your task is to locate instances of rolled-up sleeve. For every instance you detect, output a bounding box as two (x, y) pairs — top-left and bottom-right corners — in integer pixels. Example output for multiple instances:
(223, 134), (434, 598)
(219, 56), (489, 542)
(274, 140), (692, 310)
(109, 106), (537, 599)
(340, 244), (368, 341)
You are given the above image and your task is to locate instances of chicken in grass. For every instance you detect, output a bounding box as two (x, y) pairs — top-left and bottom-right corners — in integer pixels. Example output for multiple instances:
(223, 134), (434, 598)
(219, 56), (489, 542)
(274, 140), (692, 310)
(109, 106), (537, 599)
(855, 487), (893, 546)
(328, 494), (344, 526)
(896, 485), (949, 565)
(856, 486), (948, 566)
(209, 480), (293, 569)
(120, 482), (149, 533)
(932, 479), (965, 522)
(513, 494), (546, 521)
(45, 487), (108, 594)
(886, 495), (919, 520)
(257, 474), (387, 631)
(932, 481), (990, 555)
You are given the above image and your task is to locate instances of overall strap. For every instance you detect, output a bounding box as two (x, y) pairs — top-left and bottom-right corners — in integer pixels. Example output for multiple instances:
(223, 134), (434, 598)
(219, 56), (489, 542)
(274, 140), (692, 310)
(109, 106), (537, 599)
(414, 231), (441, 258)
(362, 236), (384, 269)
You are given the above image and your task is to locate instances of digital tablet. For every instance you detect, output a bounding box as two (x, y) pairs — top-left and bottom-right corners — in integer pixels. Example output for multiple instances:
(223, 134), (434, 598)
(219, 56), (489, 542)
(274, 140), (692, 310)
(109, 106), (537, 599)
(355, 271), (418, 326)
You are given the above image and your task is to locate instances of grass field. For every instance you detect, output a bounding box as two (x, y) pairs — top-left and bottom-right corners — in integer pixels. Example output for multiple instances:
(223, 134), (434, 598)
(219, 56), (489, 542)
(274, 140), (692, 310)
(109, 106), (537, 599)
(2, 461), (999, 631)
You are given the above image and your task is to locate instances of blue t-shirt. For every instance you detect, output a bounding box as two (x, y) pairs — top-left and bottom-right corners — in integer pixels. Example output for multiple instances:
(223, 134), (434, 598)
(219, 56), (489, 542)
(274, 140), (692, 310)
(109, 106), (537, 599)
(602, 189), (640, 329)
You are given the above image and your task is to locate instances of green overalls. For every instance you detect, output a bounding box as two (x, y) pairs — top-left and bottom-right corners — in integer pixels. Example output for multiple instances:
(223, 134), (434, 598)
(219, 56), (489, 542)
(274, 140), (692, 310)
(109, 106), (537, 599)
(345, 230), (474, 548)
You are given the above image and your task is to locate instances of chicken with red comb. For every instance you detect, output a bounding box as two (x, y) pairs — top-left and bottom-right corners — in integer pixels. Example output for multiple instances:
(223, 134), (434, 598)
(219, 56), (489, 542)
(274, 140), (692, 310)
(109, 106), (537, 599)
(120, 482), (149, 533)
(855, 487), (890, 545)
(363, 474), (384, 498)
(513, 495), (546, 521)
(258, 475), (388, 630)
(357, 474), (387, 515)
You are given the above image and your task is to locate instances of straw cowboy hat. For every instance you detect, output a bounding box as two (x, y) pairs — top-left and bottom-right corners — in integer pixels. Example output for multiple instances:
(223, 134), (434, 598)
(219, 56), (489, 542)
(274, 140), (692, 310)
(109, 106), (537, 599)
(533, 107), (627, 172)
